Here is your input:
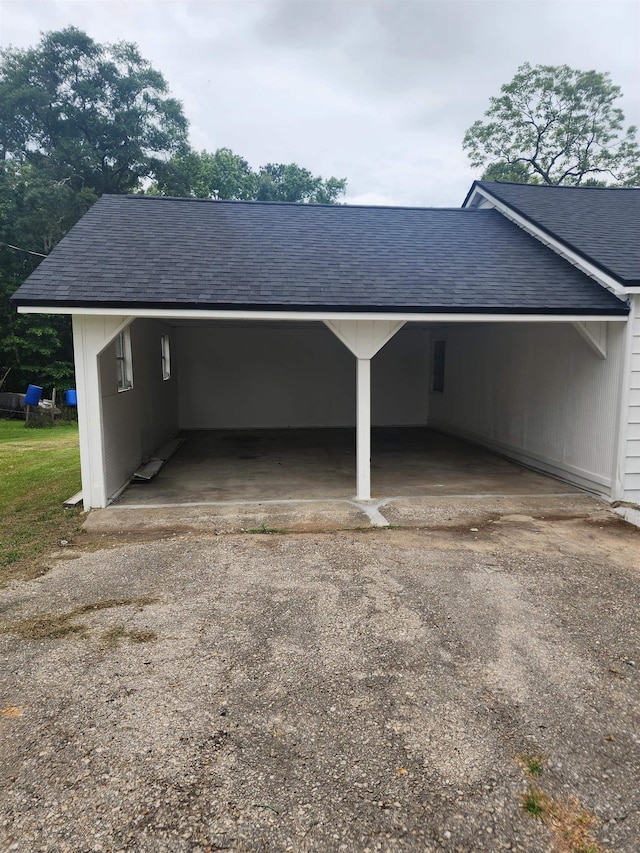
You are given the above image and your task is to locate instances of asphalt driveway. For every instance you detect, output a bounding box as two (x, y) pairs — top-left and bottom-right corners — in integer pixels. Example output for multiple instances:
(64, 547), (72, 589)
(1, 502), (639, 852)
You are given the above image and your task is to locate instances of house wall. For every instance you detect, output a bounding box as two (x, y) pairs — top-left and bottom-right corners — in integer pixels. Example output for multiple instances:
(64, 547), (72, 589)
(621, 295), (640, 504)
(428, 321), (626, 493)
(99, 318), (178, 499)
(177, 323), (429, 429)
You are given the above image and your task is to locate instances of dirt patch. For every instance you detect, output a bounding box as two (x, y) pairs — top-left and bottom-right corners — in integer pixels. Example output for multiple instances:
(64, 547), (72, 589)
(2, 596), (157, 640)
(100, 625), (158, 648)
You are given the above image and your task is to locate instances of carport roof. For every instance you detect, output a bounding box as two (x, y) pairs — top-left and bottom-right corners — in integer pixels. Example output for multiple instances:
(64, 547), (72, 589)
(12, 193), (628, 315)
(466, 181), (640, 287)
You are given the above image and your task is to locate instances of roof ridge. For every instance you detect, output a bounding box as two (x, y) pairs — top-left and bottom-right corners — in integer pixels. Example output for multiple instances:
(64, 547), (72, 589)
(480, 180), (640, 192)
(115, 194), (480, 213)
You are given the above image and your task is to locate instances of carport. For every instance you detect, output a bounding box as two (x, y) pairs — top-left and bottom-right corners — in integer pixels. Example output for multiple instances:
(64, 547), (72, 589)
(86, 309), (625, 510)
(12, 187), (637, 511)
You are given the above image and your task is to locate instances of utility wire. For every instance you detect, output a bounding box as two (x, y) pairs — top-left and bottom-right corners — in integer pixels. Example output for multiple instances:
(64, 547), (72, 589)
(0, 241), (47, 258)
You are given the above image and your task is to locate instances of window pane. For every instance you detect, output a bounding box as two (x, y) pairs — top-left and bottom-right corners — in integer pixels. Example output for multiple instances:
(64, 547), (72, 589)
(116, 329), (133, 391)
(161, 334), (171, 380)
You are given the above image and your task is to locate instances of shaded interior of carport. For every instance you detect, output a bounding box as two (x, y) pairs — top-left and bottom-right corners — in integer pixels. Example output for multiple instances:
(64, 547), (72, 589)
(96, 313), (626, 507)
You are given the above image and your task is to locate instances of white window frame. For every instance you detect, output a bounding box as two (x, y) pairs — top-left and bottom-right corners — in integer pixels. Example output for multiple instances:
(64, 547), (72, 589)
(115, 328), (133, 391)
(161, 333), (171, 380)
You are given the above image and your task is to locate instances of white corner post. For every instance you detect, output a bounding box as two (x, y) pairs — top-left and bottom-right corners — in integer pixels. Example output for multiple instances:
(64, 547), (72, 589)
(612, 295), (640, 504)
(324, 319), (405, 500)
(72, 314), (131, 510)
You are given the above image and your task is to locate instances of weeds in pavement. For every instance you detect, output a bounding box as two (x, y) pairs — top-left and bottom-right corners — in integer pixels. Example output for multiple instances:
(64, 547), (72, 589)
(523, 783), (551, 817)
(248, 523), (284, 534)
(518, 752), (605, 853)
(519, 753), (545, 777)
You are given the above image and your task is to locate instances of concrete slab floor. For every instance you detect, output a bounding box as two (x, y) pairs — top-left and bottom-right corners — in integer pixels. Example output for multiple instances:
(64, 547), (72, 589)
(86, 428), (594, 535)
(115, 427), (581, 506)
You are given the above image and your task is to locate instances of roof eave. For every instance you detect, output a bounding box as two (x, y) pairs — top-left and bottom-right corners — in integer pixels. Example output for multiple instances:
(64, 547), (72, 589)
(467, 184), (633, 297)
(15, 303), (629, 321)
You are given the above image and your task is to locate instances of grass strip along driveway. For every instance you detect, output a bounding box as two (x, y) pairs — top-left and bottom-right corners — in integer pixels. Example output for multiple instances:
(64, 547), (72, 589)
(0, 421), (81, 584)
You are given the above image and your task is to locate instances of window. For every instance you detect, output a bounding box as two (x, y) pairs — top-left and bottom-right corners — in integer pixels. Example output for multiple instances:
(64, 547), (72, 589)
(432, 340), (445, 393)
(115, 329), (133, 391)
(161, 334), (171, 380)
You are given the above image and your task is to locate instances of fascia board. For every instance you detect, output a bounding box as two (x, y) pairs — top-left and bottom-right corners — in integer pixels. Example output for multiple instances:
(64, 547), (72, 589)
(16, 305), (628, 323)
(462, 185), (484, 208)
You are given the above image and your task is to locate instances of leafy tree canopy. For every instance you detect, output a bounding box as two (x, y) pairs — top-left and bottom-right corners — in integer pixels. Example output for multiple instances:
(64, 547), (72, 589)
(0, 161), (96, 390)
(152, 150), (347, 204)
(0, 26), (190, 392)
(0, 26), (189, 194)
(256, 163), (347, 204)
(152, 149), (258, 200)
(463, 63), (640, 186)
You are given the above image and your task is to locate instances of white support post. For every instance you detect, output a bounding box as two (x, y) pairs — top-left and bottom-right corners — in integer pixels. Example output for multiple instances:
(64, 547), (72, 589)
(72, 314), (131, 509)
(73, 315), (107, 510)
(356, 357), (371, 501)
(324, 319), (405, 501)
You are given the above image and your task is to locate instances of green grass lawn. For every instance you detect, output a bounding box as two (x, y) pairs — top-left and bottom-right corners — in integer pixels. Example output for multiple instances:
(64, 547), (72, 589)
(0, 420), (82, 584)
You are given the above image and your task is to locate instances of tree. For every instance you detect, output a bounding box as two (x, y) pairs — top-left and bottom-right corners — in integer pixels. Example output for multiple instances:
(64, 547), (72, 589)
(0, 27), (188, 393)
(463, 63), (640, 186)
(0, 161), (96, 390)
(0, 26), (189, 194)
(256, 163), (346, 203)
(152, 149), (258, 200)
(152, 152), (347, 204)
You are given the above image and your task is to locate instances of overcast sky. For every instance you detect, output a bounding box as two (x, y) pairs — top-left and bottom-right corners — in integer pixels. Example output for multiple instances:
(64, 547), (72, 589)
(1, 0), (639, 206)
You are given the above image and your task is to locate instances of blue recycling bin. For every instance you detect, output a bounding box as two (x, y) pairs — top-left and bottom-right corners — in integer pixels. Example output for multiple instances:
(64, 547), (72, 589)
(65, 389), (77, 407)
(24, 384), (43, 406)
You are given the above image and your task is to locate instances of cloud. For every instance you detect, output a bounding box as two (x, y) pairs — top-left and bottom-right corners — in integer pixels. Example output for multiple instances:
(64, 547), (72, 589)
(1, 0), (638, 206)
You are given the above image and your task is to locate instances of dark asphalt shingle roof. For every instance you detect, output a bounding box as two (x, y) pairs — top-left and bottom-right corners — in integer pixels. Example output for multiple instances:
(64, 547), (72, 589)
(470, 181), (640, 286)
(12, 194), (628, 315)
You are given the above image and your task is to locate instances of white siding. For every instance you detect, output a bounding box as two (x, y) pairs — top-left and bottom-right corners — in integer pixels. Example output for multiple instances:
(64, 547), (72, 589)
(100, 319), (178, 499)
(177, 323), (429, 429)
(622, 296), (640, 504)
(428, 321), (625, 493)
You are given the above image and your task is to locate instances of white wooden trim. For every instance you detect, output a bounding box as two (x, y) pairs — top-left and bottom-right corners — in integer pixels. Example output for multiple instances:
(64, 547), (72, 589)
(356, 358), (371, 500)
(96, 315), (134, 357)
(466, 186), (629, 299)
(17, 305), (628, 323)
(324, 319), (405, 358)
(572, 322), (607, 359)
